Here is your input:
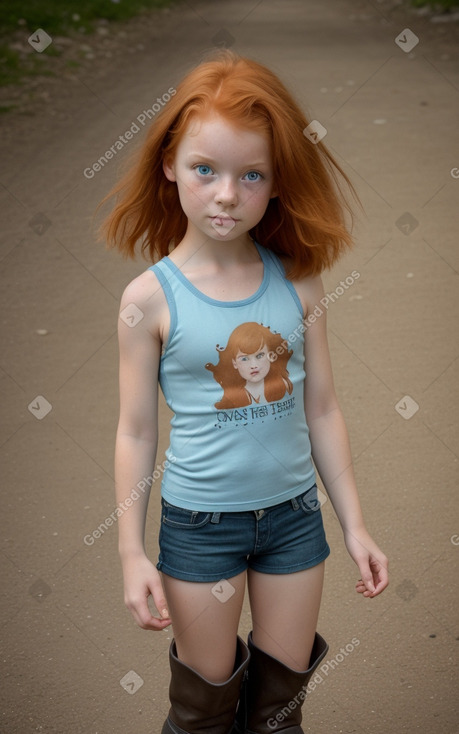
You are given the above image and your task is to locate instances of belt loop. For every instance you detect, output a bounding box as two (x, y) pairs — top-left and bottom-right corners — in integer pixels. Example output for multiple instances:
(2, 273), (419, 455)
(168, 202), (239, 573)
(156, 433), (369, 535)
(211, 512), (221, 524)
(291, 497), (299, 510)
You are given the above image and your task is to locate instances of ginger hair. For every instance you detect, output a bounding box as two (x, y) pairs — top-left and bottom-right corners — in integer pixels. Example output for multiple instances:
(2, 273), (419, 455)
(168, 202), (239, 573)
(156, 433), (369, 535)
(100, 50), (357, 278)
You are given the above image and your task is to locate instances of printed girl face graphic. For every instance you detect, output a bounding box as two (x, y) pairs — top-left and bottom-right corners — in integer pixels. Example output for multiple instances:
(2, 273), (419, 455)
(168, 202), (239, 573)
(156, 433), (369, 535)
(206, 323), (293, 410)
(232, 344), (272, 384)
(163, 115), (276, 246)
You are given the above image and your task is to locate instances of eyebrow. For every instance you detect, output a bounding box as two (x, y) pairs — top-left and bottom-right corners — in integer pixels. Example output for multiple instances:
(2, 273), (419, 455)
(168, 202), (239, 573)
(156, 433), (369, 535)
(186, 154), (269, 168)
(236, 348), (265, 357)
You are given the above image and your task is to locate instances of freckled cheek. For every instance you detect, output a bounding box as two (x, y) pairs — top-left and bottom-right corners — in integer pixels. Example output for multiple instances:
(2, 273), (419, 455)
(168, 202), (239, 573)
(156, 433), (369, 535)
(241, 187), (273, 214)
(181, 177), (207, 200)
(177, 180), (211, 214)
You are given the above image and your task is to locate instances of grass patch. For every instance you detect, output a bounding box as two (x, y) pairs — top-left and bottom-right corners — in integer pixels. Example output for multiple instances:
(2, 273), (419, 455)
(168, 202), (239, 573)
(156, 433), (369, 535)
(0, 0), (176, 89)
(0, 0), (176, 37)
(0, 41), (59, 86)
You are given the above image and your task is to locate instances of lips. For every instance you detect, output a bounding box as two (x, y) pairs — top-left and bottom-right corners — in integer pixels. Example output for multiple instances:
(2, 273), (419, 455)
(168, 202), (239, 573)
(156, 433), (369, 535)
(211, 213), (237, 234)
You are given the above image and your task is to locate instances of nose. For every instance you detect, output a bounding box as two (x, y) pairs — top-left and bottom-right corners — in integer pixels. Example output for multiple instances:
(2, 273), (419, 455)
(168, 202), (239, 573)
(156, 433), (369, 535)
(215, 176), (238, 207)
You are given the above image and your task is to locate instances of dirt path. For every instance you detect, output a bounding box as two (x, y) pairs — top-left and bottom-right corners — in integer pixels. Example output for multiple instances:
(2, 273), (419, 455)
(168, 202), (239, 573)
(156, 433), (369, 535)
(1, 1), (458, 732)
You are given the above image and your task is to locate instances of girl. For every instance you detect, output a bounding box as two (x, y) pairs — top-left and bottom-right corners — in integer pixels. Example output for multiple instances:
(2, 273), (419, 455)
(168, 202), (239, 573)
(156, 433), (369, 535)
(102, 50), (388, 734)
(205, 322), (293, 409)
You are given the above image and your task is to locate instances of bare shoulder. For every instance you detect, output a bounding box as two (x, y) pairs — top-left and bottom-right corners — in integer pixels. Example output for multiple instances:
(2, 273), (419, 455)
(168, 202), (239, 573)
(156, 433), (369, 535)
(277, 255), (325, 317)
(119, 266), (169, 339)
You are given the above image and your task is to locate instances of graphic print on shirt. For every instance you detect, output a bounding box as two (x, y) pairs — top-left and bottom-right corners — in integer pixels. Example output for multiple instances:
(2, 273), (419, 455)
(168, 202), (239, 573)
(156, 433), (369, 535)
(205, 322), (294, 422)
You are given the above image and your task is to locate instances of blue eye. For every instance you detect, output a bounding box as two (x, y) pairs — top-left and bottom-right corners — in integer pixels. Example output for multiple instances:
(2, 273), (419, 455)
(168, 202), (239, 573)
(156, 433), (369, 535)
(196, 165), (213, 176)
(245, 171), (262, 182)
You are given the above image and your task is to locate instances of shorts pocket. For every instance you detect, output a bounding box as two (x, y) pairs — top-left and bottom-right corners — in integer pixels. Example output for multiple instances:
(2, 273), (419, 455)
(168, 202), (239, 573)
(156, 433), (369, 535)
(298, 484), (321, 514)
(161, 500), (212, 529)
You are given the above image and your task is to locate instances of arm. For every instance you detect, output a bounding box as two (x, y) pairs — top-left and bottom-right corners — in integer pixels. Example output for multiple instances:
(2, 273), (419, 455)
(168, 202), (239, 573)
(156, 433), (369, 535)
(301, 275), (388, 597)
(115, 273), (171, 629)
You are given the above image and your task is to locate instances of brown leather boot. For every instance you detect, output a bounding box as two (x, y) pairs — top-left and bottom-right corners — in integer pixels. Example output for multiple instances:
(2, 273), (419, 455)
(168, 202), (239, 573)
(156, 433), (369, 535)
(161, 636), (250, 734)
(233, 631), (328, 734)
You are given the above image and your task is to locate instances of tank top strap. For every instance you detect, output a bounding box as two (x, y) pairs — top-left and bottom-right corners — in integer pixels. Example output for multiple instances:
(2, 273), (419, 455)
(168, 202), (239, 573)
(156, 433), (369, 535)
(149, 259), (178, 345)
(258, 244), (287, 279)
(149, 242), (302, 319)
(257, 244), (304, 317)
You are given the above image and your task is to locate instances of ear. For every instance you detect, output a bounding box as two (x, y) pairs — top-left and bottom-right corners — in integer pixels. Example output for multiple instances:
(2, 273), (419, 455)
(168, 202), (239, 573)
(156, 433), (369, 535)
(162, 156), (176, 182)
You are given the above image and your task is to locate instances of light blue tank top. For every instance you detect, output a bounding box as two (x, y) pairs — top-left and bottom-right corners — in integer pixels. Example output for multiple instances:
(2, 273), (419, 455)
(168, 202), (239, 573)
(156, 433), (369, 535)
(149, 241), (316, 511)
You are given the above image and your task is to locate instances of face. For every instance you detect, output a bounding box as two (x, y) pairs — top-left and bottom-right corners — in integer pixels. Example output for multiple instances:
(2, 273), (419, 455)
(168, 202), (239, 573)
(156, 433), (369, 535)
(163, 115), (276, 246)
(232, 344), (272, 383)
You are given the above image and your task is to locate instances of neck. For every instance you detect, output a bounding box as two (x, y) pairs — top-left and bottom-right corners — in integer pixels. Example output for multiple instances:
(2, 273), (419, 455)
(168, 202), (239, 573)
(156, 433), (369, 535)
(172, 227), (257, 270)
(246, 381), (265, 401)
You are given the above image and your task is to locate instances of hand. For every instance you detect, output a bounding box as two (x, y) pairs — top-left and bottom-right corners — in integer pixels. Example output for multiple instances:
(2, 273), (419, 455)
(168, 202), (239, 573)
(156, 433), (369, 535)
(121, 552), (172, 630)
(344, 527), (389, 598)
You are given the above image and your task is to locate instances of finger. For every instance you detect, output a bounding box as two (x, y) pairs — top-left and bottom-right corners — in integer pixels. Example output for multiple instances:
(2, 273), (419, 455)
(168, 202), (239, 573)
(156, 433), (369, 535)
(146, 616), (172, 631)
(143, 580), (172, 628)
(358, 587), (375, 598)
(152, 589), (170, 620)
(127, 596), (170, 631)
(137, 599), (172, 630)
(359, 568), (376, 595)
(149, 579), (171, 621)
(370, 567), (389, 596)
(134, 607), (171, 631)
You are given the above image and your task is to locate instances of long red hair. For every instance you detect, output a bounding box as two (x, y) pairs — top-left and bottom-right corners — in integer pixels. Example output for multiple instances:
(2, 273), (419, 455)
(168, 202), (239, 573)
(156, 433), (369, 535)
(100, 50), (356, 278)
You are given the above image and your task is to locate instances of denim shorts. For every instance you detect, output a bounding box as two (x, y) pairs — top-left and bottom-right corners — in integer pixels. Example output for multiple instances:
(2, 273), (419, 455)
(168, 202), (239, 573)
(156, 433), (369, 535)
(156, 484), (330, 582)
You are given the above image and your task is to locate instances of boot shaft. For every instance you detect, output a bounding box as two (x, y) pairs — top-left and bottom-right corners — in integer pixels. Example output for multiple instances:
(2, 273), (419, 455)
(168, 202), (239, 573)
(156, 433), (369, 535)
(235, 632), (329, 734)
(164, 636), (250, 734)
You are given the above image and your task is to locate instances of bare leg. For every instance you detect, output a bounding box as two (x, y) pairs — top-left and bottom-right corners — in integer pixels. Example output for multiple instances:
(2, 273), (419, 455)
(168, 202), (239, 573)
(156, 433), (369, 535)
(161, 571), (247, 682)
(247, 561), (325, 670)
